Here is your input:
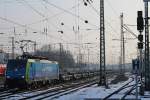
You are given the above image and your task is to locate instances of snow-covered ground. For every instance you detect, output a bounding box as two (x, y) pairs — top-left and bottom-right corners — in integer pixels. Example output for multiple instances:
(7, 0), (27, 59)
(54, 77), (134, 100)
(3, 74), (150, 100)
(52, 75), (150, 100)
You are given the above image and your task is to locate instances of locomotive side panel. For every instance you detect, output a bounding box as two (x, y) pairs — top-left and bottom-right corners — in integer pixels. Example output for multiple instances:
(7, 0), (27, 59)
(27, 59), (59, 84)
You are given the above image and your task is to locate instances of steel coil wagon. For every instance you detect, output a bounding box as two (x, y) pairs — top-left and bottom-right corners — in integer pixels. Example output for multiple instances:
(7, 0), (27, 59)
(5, 58), (59, 88)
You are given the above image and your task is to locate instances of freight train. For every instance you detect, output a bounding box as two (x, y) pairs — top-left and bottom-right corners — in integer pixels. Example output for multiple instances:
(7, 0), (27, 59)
(4, 54), (99, 88)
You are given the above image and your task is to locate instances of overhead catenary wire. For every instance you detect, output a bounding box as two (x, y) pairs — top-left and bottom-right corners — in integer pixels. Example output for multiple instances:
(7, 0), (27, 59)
(104, 0), (138, 39)
(86, 0), (120, 38)
(105, 0), (118, 17)
(83, 0), (120, 36)
(123, 24), (138, 38)
(18, 0), (45, 17)
(0, 16), (70, 43)
(1, 0), (100, 43)
(125, 24), (136, 27)
(0, 1), (83, 38)
(28, 2), (82, 27)
(0, 0), (118, 62)
(41, 0), (78, 40)
(0, 0), (87, 43)
(2, 0), (81, 42)
(42, 0), (99, 28)
(17, 0), (48, 35)
(0, 2), (82, 31)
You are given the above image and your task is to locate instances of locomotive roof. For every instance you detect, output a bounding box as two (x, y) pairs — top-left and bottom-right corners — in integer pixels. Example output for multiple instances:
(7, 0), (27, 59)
(28, 59), (58, 64)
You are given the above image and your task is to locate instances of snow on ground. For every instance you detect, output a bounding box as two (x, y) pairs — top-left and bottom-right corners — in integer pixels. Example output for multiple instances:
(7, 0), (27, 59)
(140, 91), (150, 100)
(54, 77), (133, 100)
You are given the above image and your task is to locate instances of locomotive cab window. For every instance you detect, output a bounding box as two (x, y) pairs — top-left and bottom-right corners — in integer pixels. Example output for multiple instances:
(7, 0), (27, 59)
(7, 60), (27, 70)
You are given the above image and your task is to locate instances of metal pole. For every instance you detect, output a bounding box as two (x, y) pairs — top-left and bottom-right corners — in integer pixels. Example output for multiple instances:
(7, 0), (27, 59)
(34, 42), (36, 53)
(135, 64), (138, 100)
(139, 31), (143, 80)
(139, 46), (144, 95)
(120, 14), (123, 74)
(120, 13), (125, 73)
(122, 16), (125, 73)
(144, 1), (150, 91)
(88, 48), (90, 70)
(11, 37), (15, 59)
(59, 43), (62, 68)
(99, 0), (106, 86)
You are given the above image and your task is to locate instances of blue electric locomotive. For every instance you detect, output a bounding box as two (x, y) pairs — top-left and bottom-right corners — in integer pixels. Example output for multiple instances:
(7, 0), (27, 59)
(5, 58), (59, 88)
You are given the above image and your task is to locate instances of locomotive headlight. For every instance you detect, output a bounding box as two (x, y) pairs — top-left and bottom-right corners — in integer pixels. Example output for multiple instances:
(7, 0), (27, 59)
(21, 76), (24, 78)
(6, 76), (10, 78)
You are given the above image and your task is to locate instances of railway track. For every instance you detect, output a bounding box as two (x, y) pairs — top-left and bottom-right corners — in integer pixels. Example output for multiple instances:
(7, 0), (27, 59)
(102, 77), (136, 100)
(0, 77), (98, 100)
(0, 84), (63, 100)
(27, 81), (97, 100)
(21, 78), (97, 100)
(0, 72), (118, 100)
(0, 88), (19, 98)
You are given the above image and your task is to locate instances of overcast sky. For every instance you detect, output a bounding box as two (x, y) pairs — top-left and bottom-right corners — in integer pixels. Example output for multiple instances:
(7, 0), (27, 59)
(0, 0), (146, 64)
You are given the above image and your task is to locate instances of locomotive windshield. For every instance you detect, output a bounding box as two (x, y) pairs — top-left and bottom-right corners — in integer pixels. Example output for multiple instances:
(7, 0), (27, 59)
(7, 60), (27, 70)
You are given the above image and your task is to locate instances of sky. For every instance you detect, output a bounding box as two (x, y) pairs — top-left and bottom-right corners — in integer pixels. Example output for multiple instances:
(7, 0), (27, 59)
(0, 0), (146, 65)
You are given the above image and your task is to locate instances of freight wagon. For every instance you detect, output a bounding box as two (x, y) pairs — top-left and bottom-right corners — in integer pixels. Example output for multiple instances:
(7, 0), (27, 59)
(5, 58), (59, 88)
(0, 64), (6, 76)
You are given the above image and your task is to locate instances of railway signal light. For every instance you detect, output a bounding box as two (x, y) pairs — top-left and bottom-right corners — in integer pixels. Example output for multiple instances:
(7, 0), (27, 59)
(137, 11), (144, 32)
(138, 34), (143, 42)
(132, 59), (140, 73)
(138, 42), (143, 49)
